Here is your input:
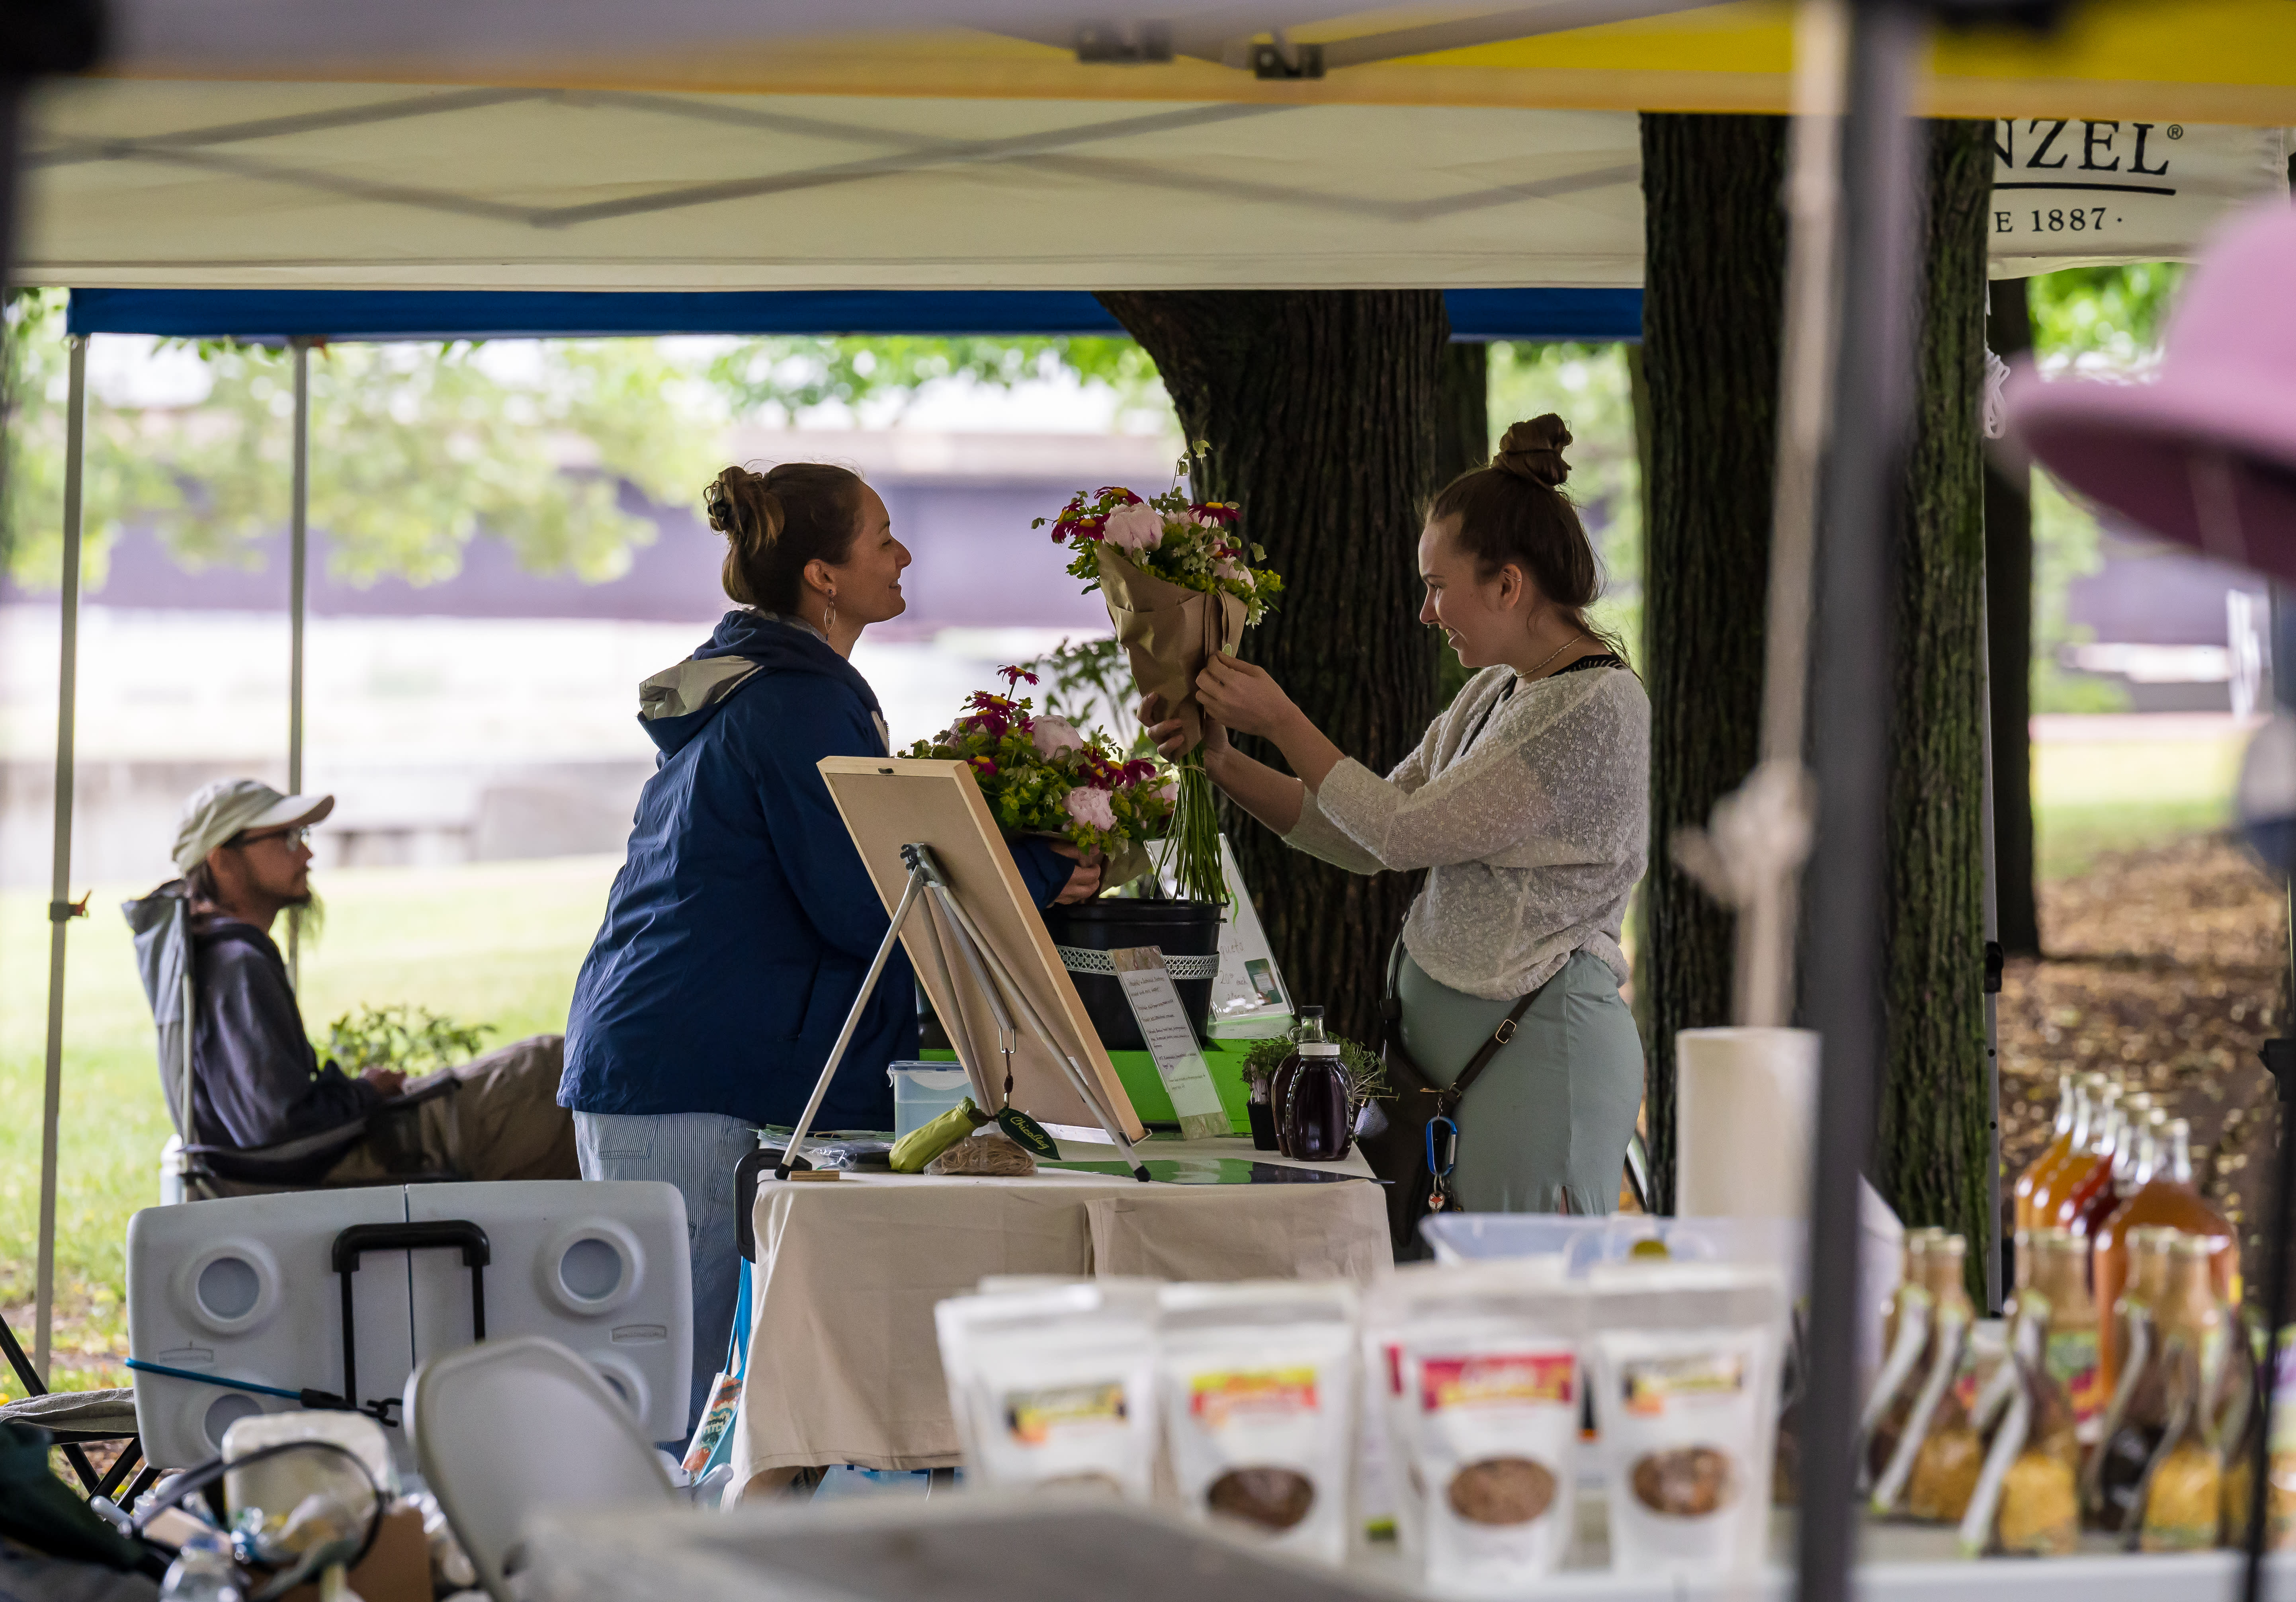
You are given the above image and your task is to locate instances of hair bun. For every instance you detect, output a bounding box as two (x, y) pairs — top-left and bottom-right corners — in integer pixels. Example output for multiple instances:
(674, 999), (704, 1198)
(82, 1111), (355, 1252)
(1494, 414), (1572, 488)
(705, 465), (783, 545)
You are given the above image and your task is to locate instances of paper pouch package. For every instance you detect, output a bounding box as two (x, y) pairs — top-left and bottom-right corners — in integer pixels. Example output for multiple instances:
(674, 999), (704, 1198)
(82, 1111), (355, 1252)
(934, 1282), (1160, 1498)
(1585, 1265), (1787, 1578)
(1158, 1280), (1359, 1563)
(1361, 1259), (1572, 1568)
(1401, 1319), (1581, 1592)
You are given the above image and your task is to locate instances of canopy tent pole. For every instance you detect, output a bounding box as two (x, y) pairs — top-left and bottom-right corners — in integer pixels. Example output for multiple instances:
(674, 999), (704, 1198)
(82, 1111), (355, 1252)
(1794, 2), (1925, 1600)
(33, 335), (88, 1381)
(286, 336), (308, 987)
(1977, 581), (2005, 1315)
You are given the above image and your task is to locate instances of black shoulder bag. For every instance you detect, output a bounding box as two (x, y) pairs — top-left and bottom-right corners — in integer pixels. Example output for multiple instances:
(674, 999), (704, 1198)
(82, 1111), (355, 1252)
(1352, 978), (1538, 1258)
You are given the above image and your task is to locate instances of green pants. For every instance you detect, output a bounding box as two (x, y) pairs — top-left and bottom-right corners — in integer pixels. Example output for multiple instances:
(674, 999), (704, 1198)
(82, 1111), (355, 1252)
(1395, 946), (1645, 1216)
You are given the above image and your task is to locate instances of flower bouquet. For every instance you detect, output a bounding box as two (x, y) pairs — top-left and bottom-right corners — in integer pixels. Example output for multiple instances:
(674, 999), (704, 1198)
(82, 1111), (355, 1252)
(1035, 453), (1280, 901)
(905, 666), (1176, 891)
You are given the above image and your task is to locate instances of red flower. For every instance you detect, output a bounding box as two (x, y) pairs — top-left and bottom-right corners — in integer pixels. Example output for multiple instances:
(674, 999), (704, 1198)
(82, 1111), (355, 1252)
(1190, 500), (1241, 526)
(998, 664), (1040, 693)
(1096, 486), (1144, 506)
(970, 755), (999, 776)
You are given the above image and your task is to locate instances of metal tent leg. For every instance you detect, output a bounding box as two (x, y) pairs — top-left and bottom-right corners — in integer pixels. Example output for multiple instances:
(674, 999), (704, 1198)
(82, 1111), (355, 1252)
(33, 334), (88, 1381)
(287, 336), (309, 989)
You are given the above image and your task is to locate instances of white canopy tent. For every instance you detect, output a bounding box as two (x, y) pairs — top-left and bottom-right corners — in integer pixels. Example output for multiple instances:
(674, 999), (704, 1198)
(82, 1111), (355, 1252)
(16, 0), (2296, 1381)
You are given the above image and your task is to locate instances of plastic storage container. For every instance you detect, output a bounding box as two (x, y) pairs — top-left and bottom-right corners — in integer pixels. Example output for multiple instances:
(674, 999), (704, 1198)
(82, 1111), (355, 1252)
(889, 1063), (973, 1137)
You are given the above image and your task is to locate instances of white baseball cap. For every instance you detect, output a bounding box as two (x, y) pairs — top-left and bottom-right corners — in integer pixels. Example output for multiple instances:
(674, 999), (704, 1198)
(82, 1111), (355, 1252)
(172, 779), (335, 875)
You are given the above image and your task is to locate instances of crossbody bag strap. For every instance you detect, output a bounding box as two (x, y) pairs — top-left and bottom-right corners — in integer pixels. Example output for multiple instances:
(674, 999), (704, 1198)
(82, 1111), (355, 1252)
(1438, 987), (1540, 1110)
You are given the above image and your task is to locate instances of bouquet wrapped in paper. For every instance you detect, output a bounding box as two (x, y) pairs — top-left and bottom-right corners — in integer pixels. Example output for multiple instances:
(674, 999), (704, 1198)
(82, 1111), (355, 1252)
(906, 666), (1177, 892)
(1037, 461), (1280, 900)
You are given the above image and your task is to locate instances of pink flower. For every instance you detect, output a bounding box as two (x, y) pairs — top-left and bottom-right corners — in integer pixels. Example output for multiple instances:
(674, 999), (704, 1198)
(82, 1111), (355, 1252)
(1031, 717), (1084, 758)
(1100, 502), (1165, 553)
(1064, 786), (1117, 830)
(1213, 556), (1248, 584)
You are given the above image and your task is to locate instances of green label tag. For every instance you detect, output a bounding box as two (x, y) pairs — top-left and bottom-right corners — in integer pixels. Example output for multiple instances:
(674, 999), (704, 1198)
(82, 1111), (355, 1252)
(996, 1106), (1059, 1157)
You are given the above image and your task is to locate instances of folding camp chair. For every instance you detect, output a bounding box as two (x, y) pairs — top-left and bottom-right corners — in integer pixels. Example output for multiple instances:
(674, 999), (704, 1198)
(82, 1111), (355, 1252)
(123, 881), (461, 1198)
(0, 1307), (156, 1508)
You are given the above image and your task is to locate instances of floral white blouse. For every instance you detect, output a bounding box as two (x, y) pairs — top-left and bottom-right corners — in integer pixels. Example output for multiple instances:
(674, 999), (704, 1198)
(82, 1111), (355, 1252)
(1283, 660), (1649, 1001)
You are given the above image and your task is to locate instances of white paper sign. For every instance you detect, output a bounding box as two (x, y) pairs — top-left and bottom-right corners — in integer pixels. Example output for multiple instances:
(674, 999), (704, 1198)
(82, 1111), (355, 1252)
(1107, 947), (1228, 1138)
(1153, 833), (1294, 1037)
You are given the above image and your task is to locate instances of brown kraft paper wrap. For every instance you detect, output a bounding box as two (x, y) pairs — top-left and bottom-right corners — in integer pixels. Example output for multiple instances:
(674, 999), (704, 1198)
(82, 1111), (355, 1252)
(1098, 546), (1247, 752)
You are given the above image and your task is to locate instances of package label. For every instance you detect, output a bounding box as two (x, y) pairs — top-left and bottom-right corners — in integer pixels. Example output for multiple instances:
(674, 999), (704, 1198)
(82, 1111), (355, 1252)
(1421, 1353), (1575, 1412)
(1621, 1352), (1745, 1416)
(1190, 1366), (1321, 1430)
(1005, 1379), (1129, 1446)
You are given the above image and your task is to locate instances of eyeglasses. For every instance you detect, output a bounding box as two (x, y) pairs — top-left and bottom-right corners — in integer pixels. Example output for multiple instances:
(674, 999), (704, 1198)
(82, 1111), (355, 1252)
(231, 825), (310, 849)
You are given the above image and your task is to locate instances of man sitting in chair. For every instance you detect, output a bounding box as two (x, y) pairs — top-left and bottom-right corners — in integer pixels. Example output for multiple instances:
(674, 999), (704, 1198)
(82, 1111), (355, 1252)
(169, 778), (577, 1183)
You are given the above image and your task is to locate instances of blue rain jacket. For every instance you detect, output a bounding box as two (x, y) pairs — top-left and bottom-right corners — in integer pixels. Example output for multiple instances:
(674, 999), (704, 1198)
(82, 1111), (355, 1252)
(559, 611), (1071, 1131)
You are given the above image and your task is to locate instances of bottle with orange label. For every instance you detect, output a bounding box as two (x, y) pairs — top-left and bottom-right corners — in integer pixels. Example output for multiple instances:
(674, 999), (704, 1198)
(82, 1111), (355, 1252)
(2028, 1075), (2111, 1241)
(2095, 1117), (2240, 1391)
(2030, 1229), (2104, 1442)
(2013, 1073), (2079, 1234)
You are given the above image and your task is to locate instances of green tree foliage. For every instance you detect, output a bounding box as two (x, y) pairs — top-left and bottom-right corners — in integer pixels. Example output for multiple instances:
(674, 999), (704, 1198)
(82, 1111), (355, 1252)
(708, 335), (1170, 428)
(1487, 342), (1643, 666)
(3, 290), (726, 590)
(2027, 262), (2185, 370)
(2023, 262), (2187, 714)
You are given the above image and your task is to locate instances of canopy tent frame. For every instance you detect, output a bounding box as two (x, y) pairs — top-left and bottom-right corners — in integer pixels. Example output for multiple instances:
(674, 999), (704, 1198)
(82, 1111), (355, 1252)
(23, 278), (1641, 1383)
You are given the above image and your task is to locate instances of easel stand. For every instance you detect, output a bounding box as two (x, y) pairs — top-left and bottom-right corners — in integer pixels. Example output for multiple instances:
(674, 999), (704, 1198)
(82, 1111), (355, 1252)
(776, 843), (1150, 1183)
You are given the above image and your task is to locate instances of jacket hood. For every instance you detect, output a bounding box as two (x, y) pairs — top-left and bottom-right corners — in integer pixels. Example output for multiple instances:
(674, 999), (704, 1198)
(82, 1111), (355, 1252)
(637, 610), (885, 756)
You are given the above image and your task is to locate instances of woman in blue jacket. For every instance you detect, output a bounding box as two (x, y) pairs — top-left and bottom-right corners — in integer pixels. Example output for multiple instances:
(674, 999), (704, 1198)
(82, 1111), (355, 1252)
(560, 462), (1098, 1432)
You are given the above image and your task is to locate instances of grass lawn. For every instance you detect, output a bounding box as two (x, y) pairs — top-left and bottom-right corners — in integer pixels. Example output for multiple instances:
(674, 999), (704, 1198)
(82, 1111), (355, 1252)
(2031, 730), (2242, 881)
(0, 855), (617, 1397)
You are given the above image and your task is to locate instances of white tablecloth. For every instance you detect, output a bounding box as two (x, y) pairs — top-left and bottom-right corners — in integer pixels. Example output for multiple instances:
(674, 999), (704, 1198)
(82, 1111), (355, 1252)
(731, 1138), (1386, 1481)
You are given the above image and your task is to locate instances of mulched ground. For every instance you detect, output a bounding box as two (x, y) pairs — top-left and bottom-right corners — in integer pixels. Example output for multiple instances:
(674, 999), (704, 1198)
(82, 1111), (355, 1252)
(1997, 832), (2290, 1286)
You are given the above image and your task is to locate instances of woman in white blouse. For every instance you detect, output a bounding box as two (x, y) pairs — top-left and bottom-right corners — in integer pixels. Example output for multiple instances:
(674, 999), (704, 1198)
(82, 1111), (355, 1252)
(1144, 414), (1649, 1215)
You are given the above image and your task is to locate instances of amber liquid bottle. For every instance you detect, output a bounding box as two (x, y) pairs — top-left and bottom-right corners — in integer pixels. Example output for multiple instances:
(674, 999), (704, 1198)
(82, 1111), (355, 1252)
(2050, 1086), (2122, 1235)
(2014, 1073), (2079, 1233)
(1272, 1007), (1350, 1162)
(2136, 1237), (2228, 1552)
(2027, 1074), (2108, 1243)
(2034, 1228), (2105, 1438)
(2096, 1117), (2240, 1391)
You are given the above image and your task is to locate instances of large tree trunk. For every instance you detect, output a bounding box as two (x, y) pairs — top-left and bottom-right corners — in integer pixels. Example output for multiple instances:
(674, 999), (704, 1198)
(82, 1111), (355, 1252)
(1983, 280), (2040, 958)
(1096, 291), (1447, 1045)
(1636, 113), (1788, 1213)
(1876, 120), (1994, 1266)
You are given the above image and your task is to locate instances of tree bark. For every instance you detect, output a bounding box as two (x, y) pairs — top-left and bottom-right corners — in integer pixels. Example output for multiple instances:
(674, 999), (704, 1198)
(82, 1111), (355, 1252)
(1636, 113), (1789, 1213)
(1096, 291), (1448, 1045)
(1875, 120), (1994, 1264)
(1983, 280), (2040, 958)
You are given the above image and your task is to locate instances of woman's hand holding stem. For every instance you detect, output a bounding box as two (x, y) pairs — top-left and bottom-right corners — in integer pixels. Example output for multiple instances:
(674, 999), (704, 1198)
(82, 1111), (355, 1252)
(1140, 654), (1344, 837)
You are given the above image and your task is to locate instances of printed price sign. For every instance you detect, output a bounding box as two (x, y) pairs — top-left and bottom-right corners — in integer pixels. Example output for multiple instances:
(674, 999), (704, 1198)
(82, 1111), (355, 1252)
(1108, 947), (1229, 1140)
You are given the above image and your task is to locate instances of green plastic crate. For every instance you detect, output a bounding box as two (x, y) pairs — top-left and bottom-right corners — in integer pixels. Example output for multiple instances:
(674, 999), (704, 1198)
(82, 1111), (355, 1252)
(921, 1039), (1256, 1135)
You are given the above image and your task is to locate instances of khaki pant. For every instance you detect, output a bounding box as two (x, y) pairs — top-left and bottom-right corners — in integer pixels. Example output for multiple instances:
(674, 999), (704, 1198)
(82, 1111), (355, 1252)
(325, 1033), (578, 1185)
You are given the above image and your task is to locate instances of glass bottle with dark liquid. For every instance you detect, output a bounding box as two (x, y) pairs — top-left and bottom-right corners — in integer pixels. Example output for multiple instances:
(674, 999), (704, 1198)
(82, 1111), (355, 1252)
(1272, 1006), (1351, 1162)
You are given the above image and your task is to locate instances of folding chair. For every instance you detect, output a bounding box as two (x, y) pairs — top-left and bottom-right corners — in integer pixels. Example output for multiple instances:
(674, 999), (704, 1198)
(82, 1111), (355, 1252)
(407, 1336), (677, 1602)
(0, 1307), (156, 1507)
(123, 881), (460, 1198)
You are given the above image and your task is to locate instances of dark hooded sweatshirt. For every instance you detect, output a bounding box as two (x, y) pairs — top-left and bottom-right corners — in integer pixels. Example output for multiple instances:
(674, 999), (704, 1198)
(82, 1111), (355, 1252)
(559, 611), (1071, 1131)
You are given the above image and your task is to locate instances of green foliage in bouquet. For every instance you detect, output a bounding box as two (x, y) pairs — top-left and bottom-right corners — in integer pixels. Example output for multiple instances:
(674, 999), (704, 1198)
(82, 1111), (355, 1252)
(319, 1002), (491, 1078)
(904, 666), (1176, 861)
(1033, 463), (1280, 624)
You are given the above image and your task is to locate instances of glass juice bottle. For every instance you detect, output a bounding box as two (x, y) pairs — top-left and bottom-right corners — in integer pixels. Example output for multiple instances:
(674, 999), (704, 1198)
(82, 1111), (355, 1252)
(2014, 1073), (2079, 1233)
(1272, 1007), (1350, 1162)
(2026, 1074), (2107, 1241)
(2068, 1100), (2130, 1243)
(2048, 1082), (2121, 1233)
(2034, 1228), (2105, 1440)
(2136, 1237), (2229, 1552)
(2096, 1117), (2239, 1388)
